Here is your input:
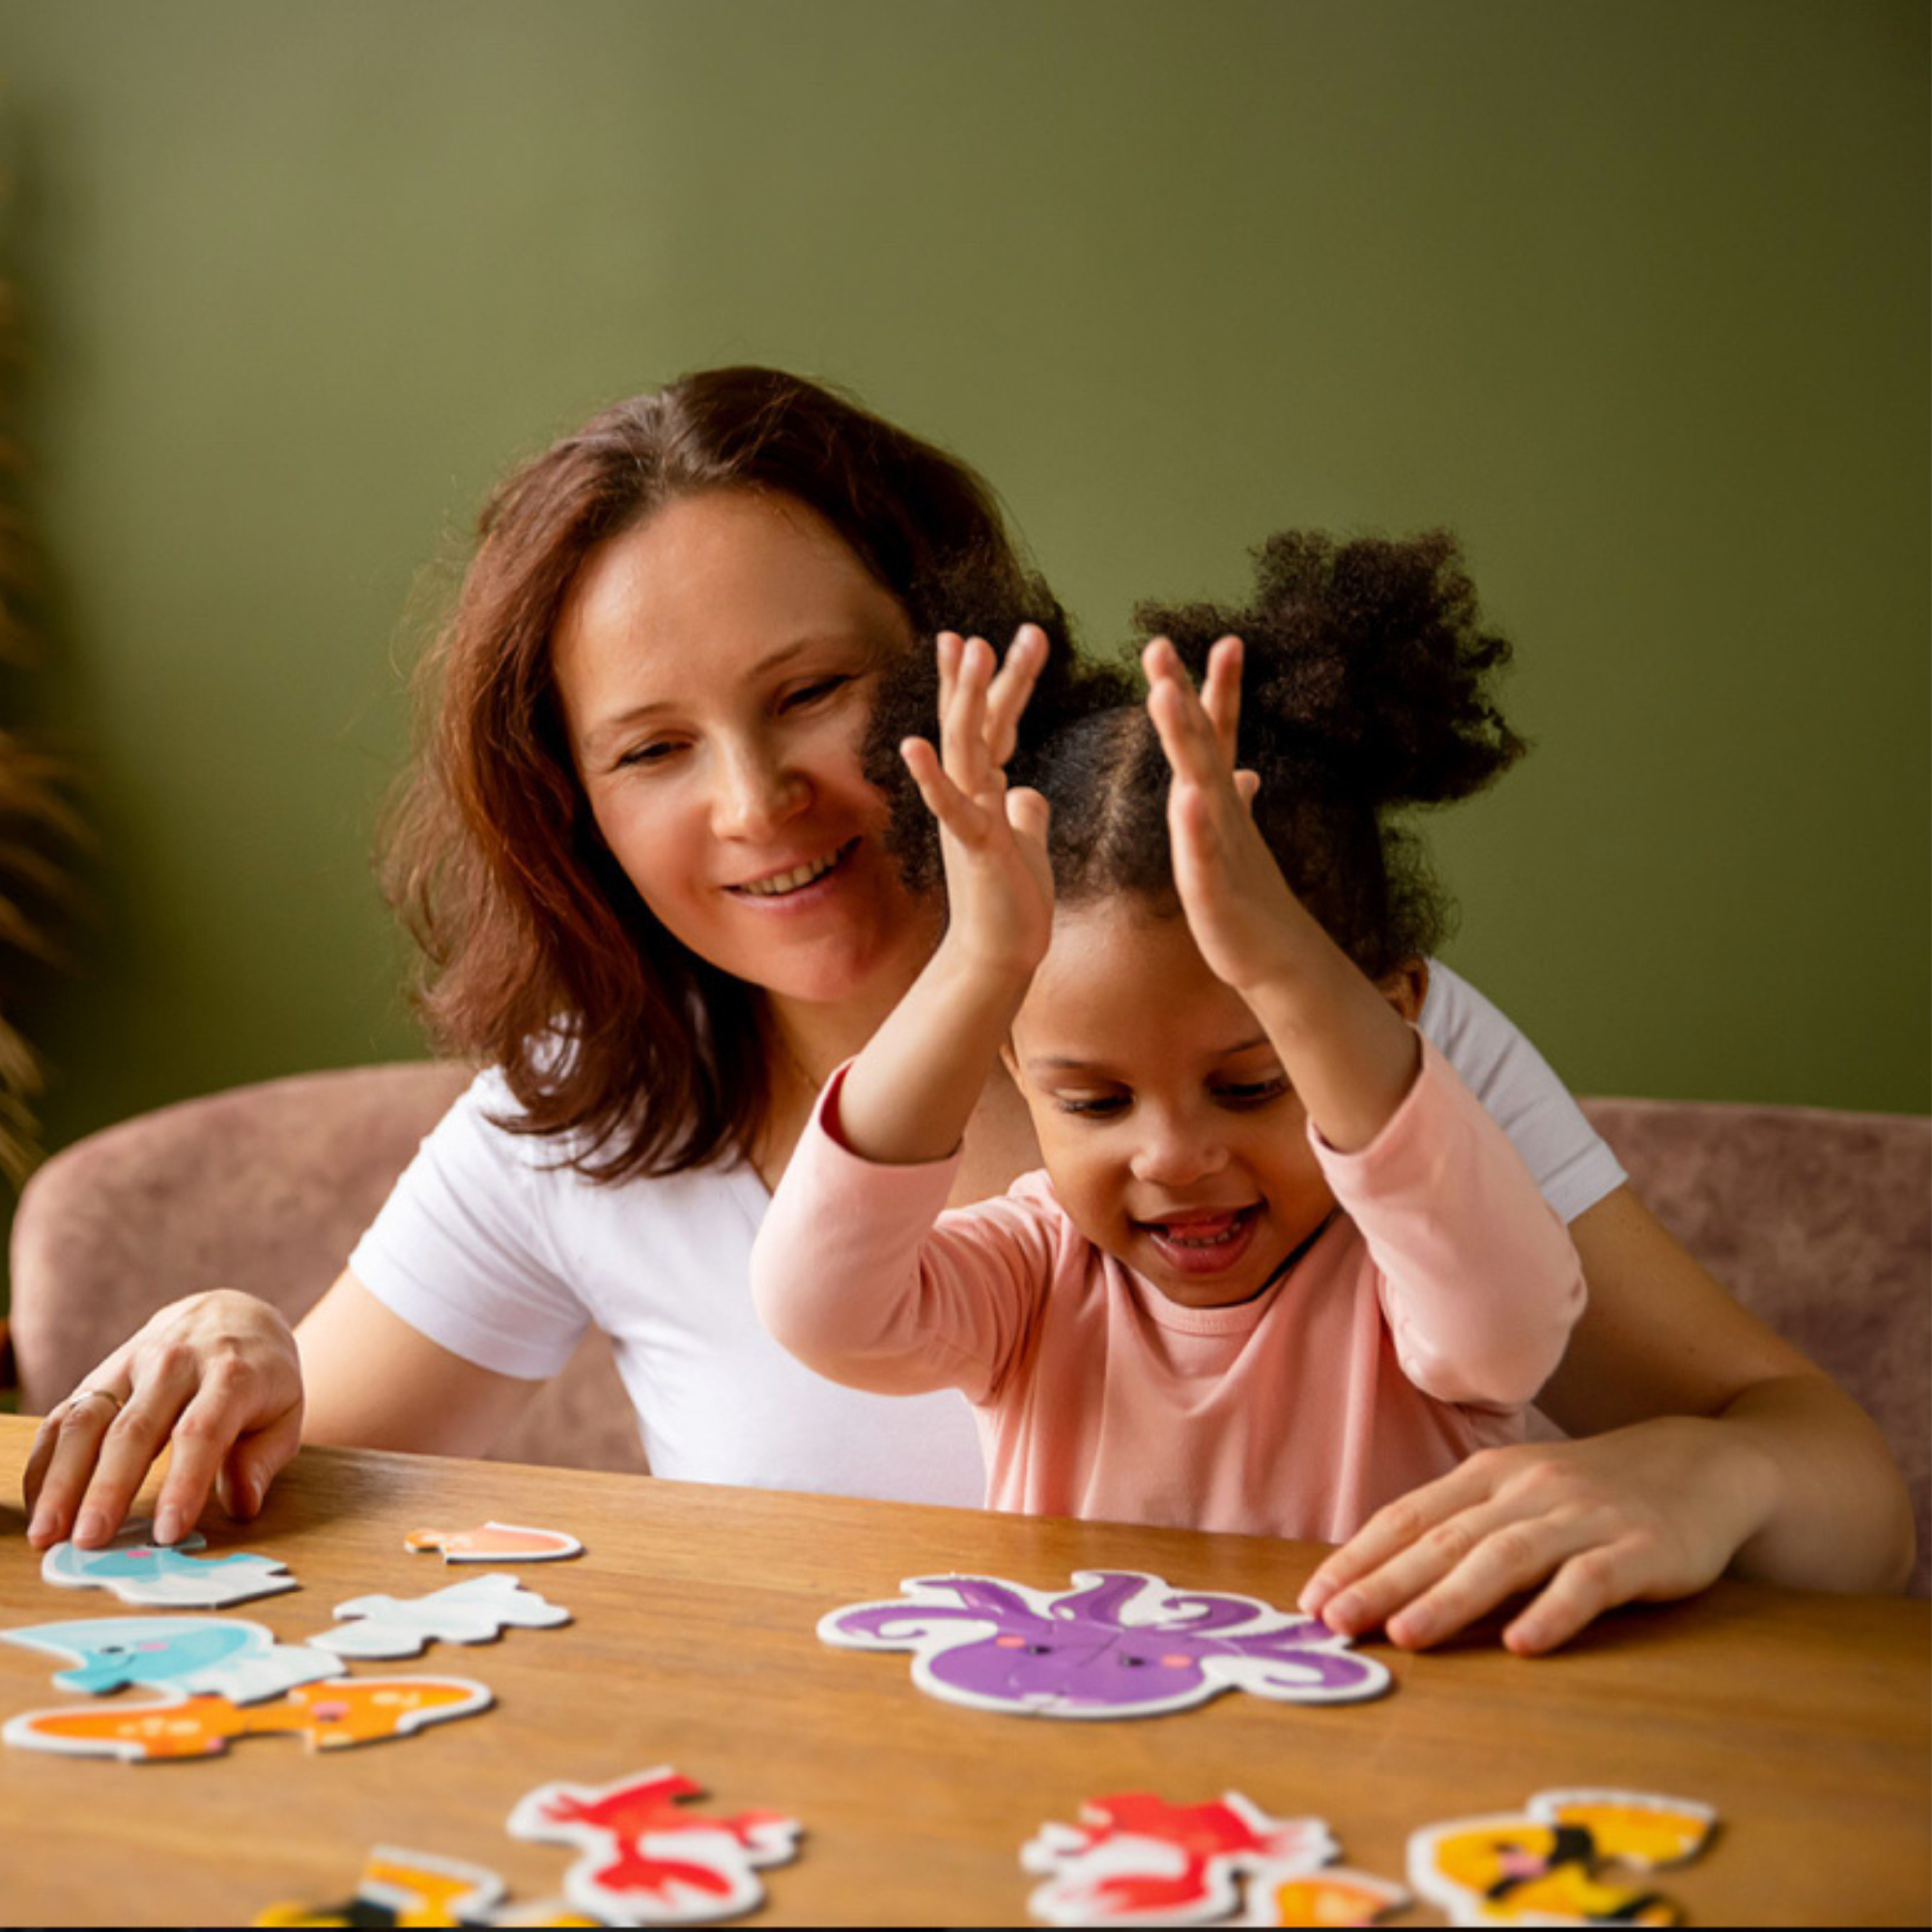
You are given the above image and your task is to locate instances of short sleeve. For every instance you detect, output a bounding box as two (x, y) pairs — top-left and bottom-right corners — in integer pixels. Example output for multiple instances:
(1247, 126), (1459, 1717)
(1418, 961), (1626, 1223)
(348, 1068), (592, 1379)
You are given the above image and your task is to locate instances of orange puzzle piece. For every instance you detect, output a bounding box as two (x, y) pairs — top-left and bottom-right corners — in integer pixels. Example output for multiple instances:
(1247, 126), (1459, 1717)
(3, 1677), (492, 1762)
(404, 1521), (582, 1563)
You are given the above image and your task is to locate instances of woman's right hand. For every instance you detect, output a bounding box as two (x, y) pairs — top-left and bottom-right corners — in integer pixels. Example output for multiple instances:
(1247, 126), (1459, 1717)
(21, 1289), (304, 1551)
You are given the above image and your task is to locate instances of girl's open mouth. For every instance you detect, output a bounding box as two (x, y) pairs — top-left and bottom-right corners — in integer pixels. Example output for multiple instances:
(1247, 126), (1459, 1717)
(1137, 1204), (1263, 1277)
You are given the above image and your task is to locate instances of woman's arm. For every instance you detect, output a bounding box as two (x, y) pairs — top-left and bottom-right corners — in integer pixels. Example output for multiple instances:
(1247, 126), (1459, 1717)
(21, 1269), (540, 1553)
(1299, 1185), (1917, 1653)
(298, 1270), (542, 1456)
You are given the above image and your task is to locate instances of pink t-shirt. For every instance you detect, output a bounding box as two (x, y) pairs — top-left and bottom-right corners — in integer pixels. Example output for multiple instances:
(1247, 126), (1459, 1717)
(752, 1039), (1586, 1544)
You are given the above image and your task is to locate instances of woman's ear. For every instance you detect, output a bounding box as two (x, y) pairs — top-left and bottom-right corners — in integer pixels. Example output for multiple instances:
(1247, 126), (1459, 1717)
(1379, 958), (1430, 1024)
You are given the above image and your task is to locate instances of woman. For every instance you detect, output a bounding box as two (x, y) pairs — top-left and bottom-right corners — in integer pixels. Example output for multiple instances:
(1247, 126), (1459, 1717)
(23, 367), (1912, 1655)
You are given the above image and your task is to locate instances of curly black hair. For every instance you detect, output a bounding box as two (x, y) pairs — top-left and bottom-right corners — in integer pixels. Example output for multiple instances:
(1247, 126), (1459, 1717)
(871, 528), (1526, 983)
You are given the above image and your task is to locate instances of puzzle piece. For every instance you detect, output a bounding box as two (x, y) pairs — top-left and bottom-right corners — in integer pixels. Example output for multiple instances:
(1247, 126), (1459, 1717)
(404, 1521), (582, 1563)
(2, 1615), (343, 1704)
(1406, 1787), (1719, 1926)
(311, 1574), (570, 1660)
(1236, 1865), (1408, 1926)
(1023, 1791), (1337, 1924)
(4, 1676), (492, 1762)
(508, 1766), (801, 1924)
(42, 1520), (297, 1607)
(255, 1847), (507, 1926)
(253, 1844), (598, 1928)
(820, 1570), (1390, 1718)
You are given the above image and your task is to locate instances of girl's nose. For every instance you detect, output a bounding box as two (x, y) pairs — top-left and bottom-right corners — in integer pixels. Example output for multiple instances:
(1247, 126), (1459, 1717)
(1128, 1114), (1230, 1189)
(712, 739), (810, 841)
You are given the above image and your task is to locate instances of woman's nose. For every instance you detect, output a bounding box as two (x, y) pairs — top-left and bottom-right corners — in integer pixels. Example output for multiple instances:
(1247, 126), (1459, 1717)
(711, 739), (810, 841)
(1128, 1114), (1230, 1189)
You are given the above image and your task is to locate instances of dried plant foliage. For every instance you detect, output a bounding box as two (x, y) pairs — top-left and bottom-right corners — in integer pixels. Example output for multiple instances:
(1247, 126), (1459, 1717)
(0, 254), (81, 1190)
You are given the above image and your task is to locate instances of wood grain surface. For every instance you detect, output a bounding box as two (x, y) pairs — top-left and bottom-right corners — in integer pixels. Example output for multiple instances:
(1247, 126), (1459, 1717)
(1, 1414), (1925, 1925)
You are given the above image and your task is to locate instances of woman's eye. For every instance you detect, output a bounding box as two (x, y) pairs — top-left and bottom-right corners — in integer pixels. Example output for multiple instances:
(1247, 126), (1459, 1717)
(615, 740), (684, 770)
(781, 675), (851, 712)
(1214, 1079), (1288, 1110)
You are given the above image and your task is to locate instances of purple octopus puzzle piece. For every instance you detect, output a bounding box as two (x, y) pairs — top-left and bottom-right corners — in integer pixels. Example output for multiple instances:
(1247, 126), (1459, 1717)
(817, 1569), (1391, 1719)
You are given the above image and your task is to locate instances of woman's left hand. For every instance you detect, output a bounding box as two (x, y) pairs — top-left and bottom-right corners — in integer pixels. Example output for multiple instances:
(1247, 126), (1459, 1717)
(1296, 1419), (1776, 1655)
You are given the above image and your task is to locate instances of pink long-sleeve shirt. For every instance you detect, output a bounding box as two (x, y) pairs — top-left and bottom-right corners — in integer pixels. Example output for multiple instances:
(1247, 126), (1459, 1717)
(752, 1038), (1586, 1544)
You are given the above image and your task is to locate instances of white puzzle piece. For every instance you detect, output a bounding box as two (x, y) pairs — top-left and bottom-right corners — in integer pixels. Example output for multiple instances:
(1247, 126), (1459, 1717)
(312, 1572), (571, 1660)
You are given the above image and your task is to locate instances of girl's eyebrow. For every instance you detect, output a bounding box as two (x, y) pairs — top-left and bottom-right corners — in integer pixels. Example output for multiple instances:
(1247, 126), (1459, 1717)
(1027, 1034), (1275, 1076)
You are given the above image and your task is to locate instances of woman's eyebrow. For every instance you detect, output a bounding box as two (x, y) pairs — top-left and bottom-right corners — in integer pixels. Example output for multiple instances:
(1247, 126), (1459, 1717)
(579, 634), (871, 751)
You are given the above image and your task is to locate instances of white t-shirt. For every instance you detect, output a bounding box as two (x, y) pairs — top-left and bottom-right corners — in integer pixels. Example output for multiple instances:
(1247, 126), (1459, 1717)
(350, 961), (1623, 1506)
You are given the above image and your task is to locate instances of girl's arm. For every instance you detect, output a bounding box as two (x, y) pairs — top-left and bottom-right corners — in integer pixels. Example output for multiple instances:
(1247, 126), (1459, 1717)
(1146, 634), (1582, 1405)
(753, 625), (1058, 1393)
(833, 628), (1052, 1164)
(1142, 636), (1419, 1154)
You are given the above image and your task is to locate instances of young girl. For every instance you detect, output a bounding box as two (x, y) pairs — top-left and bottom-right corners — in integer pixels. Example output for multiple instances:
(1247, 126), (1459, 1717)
(752, 531), (1589, 1542)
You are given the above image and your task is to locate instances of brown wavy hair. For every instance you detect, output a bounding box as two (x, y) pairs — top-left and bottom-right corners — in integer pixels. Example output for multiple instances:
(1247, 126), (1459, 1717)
(385, 366), (1065, 1179)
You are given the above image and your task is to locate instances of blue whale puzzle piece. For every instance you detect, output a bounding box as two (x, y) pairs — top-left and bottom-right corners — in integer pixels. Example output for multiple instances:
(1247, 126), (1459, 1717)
(41, 1525), (295, 1606)
(2, 1615), (342, 1703)
(5, 1617), (256, 1694)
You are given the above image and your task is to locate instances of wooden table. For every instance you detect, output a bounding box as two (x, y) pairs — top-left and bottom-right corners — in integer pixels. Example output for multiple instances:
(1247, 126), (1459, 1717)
(1, 1414), (1925, 1925)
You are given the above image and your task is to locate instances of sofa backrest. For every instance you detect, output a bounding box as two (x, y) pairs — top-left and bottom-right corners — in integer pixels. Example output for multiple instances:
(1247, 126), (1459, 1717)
(1580, 1095), (1929, 1597)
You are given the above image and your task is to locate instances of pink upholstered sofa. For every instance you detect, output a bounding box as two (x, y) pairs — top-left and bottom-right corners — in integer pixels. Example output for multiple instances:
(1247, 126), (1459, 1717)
(8, 1064), (1927, 1594)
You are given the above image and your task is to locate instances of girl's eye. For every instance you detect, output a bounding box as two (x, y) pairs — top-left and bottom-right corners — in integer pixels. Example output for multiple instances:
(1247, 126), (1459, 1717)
(1058, 1094), (1128, 1119)
(1214, 1078), (1289, 1110)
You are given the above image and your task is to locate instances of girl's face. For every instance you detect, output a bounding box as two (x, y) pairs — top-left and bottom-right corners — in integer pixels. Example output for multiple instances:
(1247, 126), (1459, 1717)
(552, 489), (938, 1011)
(1006, 898), (1340, 1310)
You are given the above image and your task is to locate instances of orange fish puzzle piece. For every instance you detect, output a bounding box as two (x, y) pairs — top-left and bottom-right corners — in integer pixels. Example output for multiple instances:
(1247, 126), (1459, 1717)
(4, 1677), (492, 1762)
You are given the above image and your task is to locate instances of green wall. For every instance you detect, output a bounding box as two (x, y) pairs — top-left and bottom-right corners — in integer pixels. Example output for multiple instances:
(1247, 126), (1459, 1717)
(3, 0), (1926, 1190)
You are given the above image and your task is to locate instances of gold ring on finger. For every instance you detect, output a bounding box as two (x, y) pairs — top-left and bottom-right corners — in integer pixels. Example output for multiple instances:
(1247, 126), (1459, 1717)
(71, 1386), (126, 1416)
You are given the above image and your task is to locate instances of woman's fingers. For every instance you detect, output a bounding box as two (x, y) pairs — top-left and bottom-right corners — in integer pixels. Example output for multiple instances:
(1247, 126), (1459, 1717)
(1300, 1433), (1741, 1656)
(21, 1291), (304, 1551)
(27, 1365), (196, 1548)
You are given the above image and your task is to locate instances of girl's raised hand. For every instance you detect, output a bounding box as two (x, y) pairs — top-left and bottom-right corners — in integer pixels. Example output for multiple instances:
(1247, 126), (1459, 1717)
(1143, 635), (1297, 997)
(900, 626), (1054, 985)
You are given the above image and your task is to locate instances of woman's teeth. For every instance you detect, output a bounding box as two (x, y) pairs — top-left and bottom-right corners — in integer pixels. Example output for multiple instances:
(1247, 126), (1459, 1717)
(735, 844), (849, 897)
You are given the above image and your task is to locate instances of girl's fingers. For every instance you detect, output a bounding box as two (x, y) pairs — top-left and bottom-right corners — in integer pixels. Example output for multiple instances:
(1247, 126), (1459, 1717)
(1200, 635), (1244, 764)
(934, 631), (962, 725)
(940, 635), (995, 790)
(982, 624), (1047, 766)
(1005, 783), (1051, 849)
(1144, 642), (1233, 787)
(901, 736), (992, 844)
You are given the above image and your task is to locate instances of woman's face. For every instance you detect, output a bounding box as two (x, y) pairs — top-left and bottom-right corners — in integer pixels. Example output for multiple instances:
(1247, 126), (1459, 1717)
(552, 488), (937, 1010)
